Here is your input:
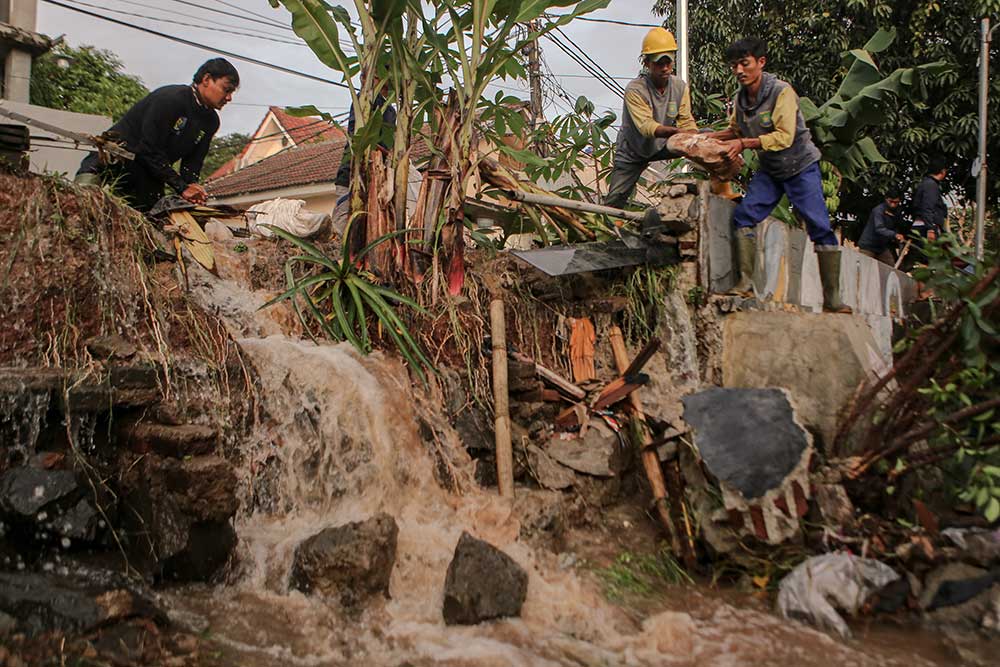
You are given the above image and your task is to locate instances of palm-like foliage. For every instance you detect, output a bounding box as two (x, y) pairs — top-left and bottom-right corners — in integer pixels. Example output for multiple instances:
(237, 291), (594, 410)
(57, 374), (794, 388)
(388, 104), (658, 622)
(262, 225), (434, 382)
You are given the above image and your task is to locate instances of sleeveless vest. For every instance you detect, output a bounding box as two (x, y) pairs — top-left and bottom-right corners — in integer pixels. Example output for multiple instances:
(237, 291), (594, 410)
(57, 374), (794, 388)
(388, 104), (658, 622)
(616, 74), (687, 164)
(734, 73), (820, 181)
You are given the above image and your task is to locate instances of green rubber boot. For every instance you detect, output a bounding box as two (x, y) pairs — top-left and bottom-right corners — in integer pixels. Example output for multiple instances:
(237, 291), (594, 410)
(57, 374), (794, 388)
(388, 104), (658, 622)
(816, 246), (853, 314)
(729, 227), (757, 296)
(74, 172), (101, 187)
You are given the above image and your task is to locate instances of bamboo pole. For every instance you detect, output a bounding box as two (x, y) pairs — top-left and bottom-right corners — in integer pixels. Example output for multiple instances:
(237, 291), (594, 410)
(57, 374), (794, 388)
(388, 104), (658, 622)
(490, 298), (514, 498)
(608, 327), (677, 548)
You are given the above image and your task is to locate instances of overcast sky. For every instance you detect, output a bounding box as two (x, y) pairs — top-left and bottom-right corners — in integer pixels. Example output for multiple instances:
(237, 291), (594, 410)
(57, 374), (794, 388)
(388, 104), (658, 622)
(37, 1), (668, 136)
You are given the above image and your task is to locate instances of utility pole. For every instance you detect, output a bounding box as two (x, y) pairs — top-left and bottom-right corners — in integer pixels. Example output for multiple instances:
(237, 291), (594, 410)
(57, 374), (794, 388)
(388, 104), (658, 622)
(676, 0), (689, 84)
(524, 20), (546, 155)
(975, 17), (995, 262)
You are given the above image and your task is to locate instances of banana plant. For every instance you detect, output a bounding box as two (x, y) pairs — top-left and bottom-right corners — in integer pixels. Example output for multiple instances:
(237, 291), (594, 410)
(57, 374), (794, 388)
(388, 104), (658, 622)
(270, 1), (610, 293)
(800, 28), (947, 186)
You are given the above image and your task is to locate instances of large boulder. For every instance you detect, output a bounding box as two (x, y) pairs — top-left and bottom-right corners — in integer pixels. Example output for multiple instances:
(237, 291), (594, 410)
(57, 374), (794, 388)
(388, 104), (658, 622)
(119, 455), (238, 581)
(289, 513), (398, 609)
(442, 532), (528, 625)
(0, 466), (103, 545)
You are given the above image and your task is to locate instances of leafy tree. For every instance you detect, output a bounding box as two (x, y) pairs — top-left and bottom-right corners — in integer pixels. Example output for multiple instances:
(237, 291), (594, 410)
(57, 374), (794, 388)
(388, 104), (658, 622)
(653, 0), (1000, 220)
(30, 44), (148, 121)
(201, 132), (250, 178)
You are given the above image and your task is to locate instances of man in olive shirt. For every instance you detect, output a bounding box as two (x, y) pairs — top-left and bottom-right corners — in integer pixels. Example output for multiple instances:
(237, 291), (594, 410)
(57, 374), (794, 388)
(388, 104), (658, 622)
(604, 27), (697, 210)
(76, 58), (239, 212)
(710, 37), (850, 313)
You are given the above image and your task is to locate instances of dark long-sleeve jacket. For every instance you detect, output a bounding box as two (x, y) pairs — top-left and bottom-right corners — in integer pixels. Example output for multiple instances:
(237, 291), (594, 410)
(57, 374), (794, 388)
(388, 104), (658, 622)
(89, 85), (219, 193)
(858, 201), (899, 254)
(334, 96), (397, 187)
(911, 175), (948, 235)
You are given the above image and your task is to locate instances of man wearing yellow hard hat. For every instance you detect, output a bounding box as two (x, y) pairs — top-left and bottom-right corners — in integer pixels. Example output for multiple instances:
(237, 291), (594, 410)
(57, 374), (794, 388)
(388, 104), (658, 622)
(604, 27), (697, 209)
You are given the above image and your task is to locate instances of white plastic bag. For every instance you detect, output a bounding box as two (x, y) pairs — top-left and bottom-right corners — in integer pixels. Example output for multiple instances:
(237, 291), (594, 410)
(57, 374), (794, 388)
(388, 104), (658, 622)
(247, 198), (330, 238)
(777, 552), (899, 639)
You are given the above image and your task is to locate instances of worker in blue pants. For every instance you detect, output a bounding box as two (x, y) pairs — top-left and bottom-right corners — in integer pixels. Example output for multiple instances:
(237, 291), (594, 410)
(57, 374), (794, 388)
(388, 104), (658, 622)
(709, 37), (851, 313)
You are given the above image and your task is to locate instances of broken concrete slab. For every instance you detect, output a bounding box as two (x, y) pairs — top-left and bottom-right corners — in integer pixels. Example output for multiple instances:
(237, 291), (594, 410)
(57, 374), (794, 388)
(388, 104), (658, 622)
(526, 445), (575, 490)
(289, 513), (399, 609)
(682, 387), (810, 499)
(544, 422), (621, 477)
(721, 311), (887, 452)
(442, 532), (527, 625)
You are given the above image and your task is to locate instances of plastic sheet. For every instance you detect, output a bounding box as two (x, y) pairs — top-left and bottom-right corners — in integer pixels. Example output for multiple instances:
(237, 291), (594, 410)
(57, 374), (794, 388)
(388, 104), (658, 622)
(247, 198), (329, 238)
(777, 552), (899, 639)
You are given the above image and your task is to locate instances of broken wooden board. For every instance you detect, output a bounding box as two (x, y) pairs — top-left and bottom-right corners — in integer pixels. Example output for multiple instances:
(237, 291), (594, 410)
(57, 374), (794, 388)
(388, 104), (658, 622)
(508, 350), (585, 401)
(569, 317), (596, 383)
(591, 373), (648, 411)
(169, 210), (216, 275)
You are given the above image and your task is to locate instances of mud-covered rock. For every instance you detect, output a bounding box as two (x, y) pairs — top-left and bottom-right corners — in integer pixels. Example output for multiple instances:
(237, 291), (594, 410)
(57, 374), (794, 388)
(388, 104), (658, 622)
(119, 454), (238, 581)
(544, 422), (621, 478)
(0, 570), (163, 635)
(0, 467), (78, 517)
(289, 513), (398, 609)
(442, 532), (527, 625)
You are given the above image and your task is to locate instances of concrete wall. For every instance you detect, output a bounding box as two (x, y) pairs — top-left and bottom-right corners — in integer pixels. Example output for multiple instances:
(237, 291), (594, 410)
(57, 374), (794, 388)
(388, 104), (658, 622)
(1, 0), (37, 102)
(0, 100), (110, 175)
(700, 192), (917, 358)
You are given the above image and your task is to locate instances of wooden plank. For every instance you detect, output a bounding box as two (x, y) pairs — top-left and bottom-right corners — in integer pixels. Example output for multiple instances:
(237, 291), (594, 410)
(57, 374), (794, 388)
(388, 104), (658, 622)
(508, 350), (585, 401)
(490, 299), (514, 498)
(623, 338), (661, 377)
(591, 373), (648, 411)
(609, 327), (680, 554)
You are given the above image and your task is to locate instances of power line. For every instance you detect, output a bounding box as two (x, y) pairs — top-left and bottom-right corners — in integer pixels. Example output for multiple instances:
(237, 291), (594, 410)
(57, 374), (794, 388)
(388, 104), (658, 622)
(543, 33), (624, 100)
(212, 0), (288, 28)
(548, 14), (662, 29)
(113, 0), (287, 38)
(42, 0), (351, 89)
(554, 27), (626, 96)
(109, 0), (356, 52)
(75, 0), (305, 46)
(168, 0), (291, 31)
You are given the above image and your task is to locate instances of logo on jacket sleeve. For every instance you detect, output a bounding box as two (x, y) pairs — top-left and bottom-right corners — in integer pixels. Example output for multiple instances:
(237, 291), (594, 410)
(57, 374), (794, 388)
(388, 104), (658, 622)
(759, 111), (773, 127)
(173, 117), (188, 133)
(666, 102), (678, 116)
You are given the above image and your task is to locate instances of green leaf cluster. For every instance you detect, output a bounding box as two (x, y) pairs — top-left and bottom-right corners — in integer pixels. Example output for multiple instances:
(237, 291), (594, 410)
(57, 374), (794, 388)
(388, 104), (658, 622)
(262, 225), (434, 382)
(30, 44), (148, 121)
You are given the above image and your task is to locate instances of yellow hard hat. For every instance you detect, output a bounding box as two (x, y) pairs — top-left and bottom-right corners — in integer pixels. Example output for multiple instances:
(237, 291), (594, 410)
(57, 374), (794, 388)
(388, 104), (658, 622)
(641, 27), (678, 58)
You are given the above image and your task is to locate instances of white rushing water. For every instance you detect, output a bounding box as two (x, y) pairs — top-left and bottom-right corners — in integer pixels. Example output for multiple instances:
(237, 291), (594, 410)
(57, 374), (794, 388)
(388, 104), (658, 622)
(159, 335), (940, 667)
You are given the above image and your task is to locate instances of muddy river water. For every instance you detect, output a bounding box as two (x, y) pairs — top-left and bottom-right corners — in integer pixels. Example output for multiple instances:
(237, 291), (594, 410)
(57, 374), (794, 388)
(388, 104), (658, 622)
(157, 337), (956, 667)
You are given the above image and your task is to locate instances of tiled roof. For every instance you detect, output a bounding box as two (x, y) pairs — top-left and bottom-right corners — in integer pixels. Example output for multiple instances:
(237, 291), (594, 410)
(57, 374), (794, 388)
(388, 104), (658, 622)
(206, 155), (239, 181)
(268, 106), (345, 144)
(206, 137), (347, 198)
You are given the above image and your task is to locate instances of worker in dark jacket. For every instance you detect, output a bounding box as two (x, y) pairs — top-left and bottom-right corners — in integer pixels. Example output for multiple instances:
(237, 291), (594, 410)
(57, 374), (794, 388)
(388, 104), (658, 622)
(910, 156), (949, 241)
(76, 58), (239, 212)
(604, 27), (698, 210)
(709, 37), (850, 313)
(858, 187), (904, 265)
